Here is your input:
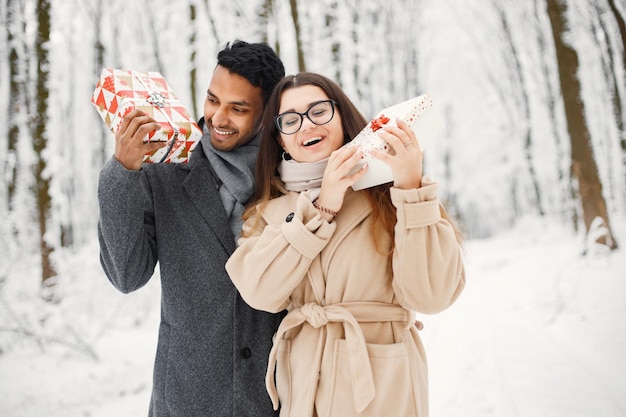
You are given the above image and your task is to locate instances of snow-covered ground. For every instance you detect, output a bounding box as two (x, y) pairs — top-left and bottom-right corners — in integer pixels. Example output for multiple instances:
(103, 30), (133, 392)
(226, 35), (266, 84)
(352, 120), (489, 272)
(1, 215), (625, 417)
(425, 216), (626, 417)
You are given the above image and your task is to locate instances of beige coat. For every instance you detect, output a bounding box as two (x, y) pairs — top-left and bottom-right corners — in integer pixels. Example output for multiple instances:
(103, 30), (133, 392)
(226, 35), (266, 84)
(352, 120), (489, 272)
(226, 179), (465, 417)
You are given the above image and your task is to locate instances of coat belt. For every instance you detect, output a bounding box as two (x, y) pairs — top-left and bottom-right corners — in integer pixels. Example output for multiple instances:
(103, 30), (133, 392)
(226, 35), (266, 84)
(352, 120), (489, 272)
(265, 301), (413, 412)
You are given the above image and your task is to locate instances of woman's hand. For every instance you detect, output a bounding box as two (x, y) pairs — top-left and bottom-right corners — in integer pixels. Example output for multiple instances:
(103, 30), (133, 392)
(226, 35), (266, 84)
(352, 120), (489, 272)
(371, 119), (423, 189)
(315, 146), (368, 219)
(114, 109), (165, 171)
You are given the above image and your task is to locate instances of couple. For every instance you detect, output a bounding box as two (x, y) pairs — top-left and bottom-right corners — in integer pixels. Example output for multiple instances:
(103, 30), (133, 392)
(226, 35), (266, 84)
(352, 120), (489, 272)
(98, 40), (465, 417)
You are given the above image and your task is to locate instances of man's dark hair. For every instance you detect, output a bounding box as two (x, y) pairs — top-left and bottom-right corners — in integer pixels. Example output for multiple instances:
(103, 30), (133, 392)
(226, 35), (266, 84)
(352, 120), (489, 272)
(217, 40), (285, 105)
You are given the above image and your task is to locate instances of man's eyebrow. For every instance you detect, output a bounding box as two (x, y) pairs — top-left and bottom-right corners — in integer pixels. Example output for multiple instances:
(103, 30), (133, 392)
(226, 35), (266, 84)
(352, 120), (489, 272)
(207, 89), (253, 107)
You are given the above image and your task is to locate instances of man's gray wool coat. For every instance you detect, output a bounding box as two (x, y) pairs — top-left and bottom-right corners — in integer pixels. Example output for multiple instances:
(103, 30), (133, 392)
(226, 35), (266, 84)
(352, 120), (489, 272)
(97, 139), (285, 416)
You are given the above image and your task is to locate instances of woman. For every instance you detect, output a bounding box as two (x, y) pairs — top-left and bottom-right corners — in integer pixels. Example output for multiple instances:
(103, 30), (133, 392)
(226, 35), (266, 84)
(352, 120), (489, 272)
(226, 73), (465, 417)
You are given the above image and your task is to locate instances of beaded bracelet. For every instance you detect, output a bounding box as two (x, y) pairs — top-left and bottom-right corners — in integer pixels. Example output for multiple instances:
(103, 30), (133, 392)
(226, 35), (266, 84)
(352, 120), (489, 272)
(312, 200), (338, 219)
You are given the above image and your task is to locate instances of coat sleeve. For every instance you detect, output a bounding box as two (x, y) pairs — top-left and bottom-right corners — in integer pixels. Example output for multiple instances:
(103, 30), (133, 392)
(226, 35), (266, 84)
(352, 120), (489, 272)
(226, 193), (337, 313)
(97, 157), (158, 294)
(390, 178), (466, 314)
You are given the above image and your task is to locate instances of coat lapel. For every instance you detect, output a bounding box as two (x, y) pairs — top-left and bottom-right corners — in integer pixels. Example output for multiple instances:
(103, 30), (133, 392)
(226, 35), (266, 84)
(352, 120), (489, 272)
(318, 190), (371, 274)
(333, 190), (371, 237)
(183, 151), (236, 254)
(261, 190), (372, 305)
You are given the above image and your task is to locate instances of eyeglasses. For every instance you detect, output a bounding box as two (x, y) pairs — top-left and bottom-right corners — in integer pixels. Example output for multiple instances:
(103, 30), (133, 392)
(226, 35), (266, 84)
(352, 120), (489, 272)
(274, 99), (337, 135)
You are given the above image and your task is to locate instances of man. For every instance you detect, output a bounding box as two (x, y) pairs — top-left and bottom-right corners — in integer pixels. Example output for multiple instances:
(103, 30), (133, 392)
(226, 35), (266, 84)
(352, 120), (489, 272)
(97, 40), (286, 416)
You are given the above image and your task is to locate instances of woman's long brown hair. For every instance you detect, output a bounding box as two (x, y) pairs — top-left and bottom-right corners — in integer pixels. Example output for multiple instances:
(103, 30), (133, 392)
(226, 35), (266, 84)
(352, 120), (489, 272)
(242, 72), (462, 253)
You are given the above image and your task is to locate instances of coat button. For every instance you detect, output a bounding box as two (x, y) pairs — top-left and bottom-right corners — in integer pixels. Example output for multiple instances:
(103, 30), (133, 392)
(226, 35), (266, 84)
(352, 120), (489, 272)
(240, 347), (252, 359)
(285, 212), (294, 222)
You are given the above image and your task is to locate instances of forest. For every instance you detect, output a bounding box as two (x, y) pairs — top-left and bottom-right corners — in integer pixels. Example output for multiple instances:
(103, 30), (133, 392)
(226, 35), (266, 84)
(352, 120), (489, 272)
(1, 0), (625, 288)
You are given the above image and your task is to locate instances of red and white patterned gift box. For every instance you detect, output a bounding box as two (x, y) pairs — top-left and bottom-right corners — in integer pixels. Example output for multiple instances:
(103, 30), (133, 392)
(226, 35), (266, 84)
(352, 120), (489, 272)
(345, 94), (445, 190)
(91, 68), (202, 163)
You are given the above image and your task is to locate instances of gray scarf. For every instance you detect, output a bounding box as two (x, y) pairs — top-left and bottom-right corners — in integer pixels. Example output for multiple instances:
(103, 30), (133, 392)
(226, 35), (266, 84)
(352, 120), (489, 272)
(201, 126), (259, 239)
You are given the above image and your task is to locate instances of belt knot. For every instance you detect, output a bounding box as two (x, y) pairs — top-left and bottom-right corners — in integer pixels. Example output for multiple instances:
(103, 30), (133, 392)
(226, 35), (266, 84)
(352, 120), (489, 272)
(301, 303), (328, 328)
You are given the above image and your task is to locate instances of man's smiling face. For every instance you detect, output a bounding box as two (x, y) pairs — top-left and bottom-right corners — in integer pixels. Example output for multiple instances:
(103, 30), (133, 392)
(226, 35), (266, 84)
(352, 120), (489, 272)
(203, 65), (264, 151)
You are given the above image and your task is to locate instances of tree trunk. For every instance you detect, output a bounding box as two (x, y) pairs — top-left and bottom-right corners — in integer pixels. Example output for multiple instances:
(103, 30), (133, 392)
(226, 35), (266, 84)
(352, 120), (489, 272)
(494, 1), (545, 216)
(289, 0), (306, 72)
(606, 0), (626, 70)
(6, 0), (21, 205)
(201, 0), (220, 47)
(546, 0), (618, 250)
(189, 1), (199, 118)
(256, 0), (272, 45)
(34, 0), (58, 285)
(602, 0), (626, 194)
(146, 2), (165, 75)
(325, 3), (341, 85)
(533, 0), (578, 228)
(590, 2), (624, 209)
(92, 0), (108, 166)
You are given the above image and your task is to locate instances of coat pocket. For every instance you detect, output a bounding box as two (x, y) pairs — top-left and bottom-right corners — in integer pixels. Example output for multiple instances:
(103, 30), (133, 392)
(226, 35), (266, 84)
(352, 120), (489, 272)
(276, 339), (293, 416)
(327, 339), (418, 417)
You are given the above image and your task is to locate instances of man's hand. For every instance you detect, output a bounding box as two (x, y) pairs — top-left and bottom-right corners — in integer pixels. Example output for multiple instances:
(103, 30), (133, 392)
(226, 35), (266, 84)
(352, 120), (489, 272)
(114, 109), (165, 171)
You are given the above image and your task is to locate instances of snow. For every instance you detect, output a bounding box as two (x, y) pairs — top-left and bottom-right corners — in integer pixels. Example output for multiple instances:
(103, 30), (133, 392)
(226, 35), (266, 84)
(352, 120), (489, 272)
(1, 1), (625, 415)
(1, 215), (624, 417)
(425, 216), (626, 417)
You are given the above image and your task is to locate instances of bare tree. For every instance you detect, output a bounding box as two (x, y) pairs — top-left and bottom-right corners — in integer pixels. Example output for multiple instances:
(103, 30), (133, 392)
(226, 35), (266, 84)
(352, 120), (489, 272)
(6, 0), (22, 205)
(532, 0), (578, 228)
(601, 0), (626, 195)
(606, 0), (626, 70)
(588, 2), (624, 209)
(546, 0), (618, 250)
(145, 1), (165, 75)
(189, 0), (199, 118)
(201, 0), (221, 47)
(492, 0), (545, 216)
(259, 0), (285, 59)
(33, 0), (58, 286)
(325, 2), (342, 85)
(84, 0), (109, 166)
(454, 2), (545, 219)
(289, 0), (306, 72)
(256, 0), (269, 44)
(400, 1), (421, 99)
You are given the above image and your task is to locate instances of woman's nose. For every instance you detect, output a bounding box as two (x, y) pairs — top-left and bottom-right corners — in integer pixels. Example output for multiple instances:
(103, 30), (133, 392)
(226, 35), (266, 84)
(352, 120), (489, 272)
(300, 115), (315, 131)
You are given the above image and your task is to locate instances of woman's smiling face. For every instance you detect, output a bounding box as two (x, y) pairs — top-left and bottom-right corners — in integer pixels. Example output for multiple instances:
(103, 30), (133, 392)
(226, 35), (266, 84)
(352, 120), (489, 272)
(277, 85), (344, 163)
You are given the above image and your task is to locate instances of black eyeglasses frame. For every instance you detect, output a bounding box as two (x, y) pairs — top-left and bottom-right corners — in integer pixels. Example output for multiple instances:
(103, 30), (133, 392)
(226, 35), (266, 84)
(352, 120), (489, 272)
(274, 99), (338, 135)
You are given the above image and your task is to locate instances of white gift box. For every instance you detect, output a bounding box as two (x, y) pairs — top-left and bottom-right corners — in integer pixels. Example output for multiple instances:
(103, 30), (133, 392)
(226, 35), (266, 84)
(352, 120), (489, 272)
(345, 94), (444, 190)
